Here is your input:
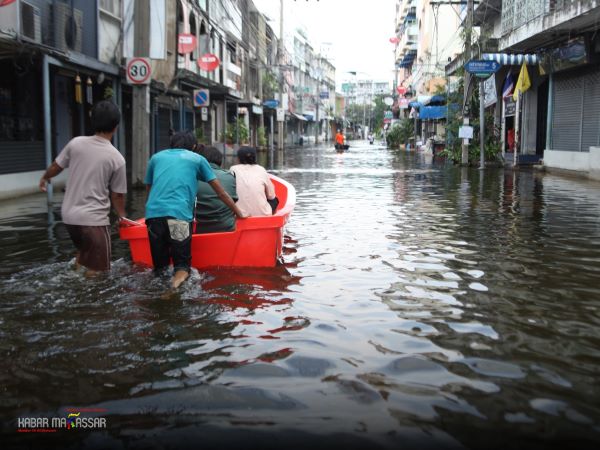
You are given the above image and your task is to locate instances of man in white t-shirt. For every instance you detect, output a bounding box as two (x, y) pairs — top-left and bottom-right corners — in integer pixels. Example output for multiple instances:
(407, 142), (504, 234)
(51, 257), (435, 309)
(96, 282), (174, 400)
(39, 100), (127, 274)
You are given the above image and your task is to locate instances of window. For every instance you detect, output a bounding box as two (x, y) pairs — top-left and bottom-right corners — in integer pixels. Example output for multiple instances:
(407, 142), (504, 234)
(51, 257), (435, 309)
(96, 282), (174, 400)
(99, 0), (121, 18)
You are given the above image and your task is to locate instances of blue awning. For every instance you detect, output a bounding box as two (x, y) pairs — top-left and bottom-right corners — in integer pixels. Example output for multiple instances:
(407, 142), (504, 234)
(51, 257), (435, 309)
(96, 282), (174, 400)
(419, 106), (446, 120)
(426, 94), (446, 105)
(398, 49), (417, 68)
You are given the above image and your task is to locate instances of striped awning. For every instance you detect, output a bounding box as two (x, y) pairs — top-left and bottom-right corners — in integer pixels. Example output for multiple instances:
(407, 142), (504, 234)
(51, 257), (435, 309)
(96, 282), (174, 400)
(483, 53), (539, 66)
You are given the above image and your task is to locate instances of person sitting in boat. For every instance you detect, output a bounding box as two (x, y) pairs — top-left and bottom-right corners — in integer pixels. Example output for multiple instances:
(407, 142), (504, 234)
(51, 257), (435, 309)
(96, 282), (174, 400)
(335, 129), (344, 150)
(195, 146), (238, 233)
(144, 131), (247, 289)
(229, 146), (278, 217)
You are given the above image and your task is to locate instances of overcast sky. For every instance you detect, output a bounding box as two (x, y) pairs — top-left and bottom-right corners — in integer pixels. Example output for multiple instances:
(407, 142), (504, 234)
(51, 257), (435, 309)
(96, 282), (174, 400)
(253, 0), (397, 89)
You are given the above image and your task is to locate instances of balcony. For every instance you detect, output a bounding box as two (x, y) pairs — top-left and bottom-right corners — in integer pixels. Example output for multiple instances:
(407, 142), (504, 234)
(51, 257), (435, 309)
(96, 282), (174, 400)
(500, 0), (600, 51)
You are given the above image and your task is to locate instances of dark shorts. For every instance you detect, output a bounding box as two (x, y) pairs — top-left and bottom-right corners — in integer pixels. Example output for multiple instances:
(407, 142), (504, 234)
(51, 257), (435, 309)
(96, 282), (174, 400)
(65, 224), (111, 271)
(146, 217), (193, 273)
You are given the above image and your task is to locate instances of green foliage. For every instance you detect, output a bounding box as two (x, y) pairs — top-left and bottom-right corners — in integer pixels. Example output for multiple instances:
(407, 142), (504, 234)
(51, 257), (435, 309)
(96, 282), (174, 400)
(257, 126), (267, 147)
(222, 118), (249, 144)
(371, 94), (386, 133)
(262, 71), (279, 101)
(386, 119), (413, 148)
(195, 127), (208, 144)
(441, 83), (502, 164)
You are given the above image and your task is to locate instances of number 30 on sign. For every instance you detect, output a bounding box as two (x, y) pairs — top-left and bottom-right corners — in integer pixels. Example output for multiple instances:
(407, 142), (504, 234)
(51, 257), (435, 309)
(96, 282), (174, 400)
(126, 58), (151, 85)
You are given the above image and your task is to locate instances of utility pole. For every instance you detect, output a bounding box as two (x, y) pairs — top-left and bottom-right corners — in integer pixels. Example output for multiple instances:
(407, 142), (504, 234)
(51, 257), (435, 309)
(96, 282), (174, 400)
(461, 0), (474, 165)
(132, 0), (151, 186)
(479, 79), (485, 169)
(277, 0), (284, 150)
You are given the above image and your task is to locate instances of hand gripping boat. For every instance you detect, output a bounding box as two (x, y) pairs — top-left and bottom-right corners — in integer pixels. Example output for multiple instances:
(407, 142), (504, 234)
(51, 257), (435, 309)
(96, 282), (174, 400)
(120, 175), (296, 268)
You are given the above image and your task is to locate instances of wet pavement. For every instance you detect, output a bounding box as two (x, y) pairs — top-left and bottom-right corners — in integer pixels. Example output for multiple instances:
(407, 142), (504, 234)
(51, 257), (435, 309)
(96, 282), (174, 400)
(1, 141), (600, 449)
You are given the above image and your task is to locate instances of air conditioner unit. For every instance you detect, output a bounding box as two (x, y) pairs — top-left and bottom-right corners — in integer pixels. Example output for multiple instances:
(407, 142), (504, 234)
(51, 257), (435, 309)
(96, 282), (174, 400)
(0, 0), (18, 38)
(53, 2), (83, 52)
(20, 2), (42, 43)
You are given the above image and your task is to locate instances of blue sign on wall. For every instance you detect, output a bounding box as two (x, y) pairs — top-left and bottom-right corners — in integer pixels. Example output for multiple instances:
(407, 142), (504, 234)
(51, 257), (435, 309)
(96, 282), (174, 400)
(263, 99), (279, 108)
(464, 60), (501, 78)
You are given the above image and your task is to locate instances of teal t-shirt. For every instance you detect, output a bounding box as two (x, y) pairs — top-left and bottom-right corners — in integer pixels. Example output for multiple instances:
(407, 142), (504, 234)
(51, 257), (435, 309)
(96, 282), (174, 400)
(144, 149), (216, 222)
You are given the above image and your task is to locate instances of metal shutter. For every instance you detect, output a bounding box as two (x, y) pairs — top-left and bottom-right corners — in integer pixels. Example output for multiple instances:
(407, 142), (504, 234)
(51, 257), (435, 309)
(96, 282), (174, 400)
(581, 68), (600, 151)
(157, 107), (171, 151)
(0, 141), (45, 175)
(551, 73), (583, 152)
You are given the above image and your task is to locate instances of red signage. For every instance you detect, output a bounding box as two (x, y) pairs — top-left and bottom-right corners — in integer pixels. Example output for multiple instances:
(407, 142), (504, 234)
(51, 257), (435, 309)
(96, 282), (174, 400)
(178, 34), (197, 54)
(0, 0), (16, 6)
(197, 53), (220, 72)
(397, 86), (407, 95)
(389, 37), (400, 44)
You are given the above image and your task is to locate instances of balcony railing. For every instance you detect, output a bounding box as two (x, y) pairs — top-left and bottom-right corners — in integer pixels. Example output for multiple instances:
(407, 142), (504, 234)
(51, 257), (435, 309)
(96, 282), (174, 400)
(502, 0), (550, 35)
(502, 0), (594, 36)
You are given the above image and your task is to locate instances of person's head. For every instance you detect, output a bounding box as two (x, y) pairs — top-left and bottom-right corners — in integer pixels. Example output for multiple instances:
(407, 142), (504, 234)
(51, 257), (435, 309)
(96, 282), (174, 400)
(91, 100), (120, 133)
(200, 146), (224, 167)
(170, 130), (196, 150)
(237, 146), (257, 164)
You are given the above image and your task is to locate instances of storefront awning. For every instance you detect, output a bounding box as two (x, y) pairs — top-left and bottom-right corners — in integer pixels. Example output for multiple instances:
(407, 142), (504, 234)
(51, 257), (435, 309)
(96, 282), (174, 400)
(291, 112), (307, 121)
(483, 53), (539, 66)
(419, 106), (446, 120)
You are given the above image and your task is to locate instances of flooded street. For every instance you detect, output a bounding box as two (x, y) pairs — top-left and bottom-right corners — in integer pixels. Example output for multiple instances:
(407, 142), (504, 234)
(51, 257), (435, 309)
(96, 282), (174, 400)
(2, 142), (600, 449)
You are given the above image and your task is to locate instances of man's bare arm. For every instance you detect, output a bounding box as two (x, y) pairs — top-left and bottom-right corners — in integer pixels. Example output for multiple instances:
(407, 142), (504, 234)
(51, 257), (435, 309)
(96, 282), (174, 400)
(39, 161), (64, 192)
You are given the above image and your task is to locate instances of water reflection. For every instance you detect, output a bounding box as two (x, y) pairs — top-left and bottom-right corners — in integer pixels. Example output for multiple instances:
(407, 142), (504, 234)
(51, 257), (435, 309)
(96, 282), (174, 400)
(1, 143), (600, 449)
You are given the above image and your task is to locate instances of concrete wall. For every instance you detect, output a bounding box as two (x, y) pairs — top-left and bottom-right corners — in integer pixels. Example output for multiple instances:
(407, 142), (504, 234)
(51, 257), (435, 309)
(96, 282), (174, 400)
(0, 171), (68, 201)
(544, 146), (600, 180)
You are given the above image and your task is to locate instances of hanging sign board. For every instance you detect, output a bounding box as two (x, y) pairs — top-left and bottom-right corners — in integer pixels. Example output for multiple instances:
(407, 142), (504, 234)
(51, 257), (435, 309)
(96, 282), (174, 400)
(198, 53), (220, 72)
(464, 60), (501, 79)
(201, 107), (208, 121)
(459, 125), (474, 139)
(484, 76), (497, 108)
(505, 97), (516, 117)
(178, 34), (197, 54)
(263, 99), (279, 108)
(276, 108), (284, 122)
(126, 58), (151, 85)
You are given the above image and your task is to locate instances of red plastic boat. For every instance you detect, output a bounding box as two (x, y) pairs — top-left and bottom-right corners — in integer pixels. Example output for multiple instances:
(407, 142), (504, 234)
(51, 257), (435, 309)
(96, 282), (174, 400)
(119, 175), (296, 268)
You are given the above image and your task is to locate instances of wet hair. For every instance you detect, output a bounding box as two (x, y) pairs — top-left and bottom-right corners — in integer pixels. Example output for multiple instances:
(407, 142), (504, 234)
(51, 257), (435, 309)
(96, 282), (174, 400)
(170, 131), (196, 150)
(237, 146), (257, 164)
(91, 100), (120, 133)
(200, 146), (223, 167)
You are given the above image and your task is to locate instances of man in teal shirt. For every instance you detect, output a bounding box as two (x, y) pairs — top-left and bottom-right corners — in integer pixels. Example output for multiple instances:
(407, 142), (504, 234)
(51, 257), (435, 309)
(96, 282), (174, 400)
(145, 131), (246, 288)
(196, 146), (238, 233)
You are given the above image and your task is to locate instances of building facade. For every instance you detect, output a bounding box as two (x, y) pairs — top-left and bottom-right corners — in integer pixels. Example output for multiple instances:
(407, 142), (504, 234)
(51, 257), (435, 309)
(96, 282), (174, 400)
(0, 0), (336, 199)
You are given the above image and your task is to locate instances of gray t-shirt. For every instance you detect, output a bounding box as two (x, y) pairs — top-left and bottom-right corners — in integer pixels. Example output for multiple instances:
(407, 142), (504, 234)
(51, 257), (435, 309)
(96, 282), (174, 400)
(56, 135), (126, 226)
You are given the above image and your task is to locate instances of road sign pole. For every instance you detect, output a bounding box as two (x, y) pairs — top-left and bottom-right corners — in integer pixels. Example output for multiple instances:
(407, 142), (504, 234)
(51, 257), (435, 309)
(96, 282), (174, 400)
(132, 0), (150, 187)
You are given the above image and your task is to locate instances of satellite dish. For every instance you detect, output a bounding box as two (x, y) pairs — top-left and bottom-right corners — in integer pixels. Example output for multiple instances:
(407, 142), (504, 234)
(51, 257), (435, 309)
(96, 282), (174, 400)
(384, 97), (394, 106)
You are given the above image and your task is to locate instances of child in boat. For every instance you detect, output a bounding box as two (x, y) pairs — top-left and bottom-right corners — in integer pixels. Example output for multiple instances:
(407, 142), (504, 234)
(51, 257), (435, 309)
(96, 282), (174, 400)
(195, 146), (238, 233)
(229, 146), (278, 217)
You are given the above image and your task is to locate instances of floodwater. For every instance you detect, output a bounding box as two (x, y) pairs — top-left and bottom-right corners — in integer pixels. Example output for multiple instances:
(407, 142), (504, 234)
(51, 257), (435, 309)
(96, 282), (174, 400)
(1, 142), (600, 449)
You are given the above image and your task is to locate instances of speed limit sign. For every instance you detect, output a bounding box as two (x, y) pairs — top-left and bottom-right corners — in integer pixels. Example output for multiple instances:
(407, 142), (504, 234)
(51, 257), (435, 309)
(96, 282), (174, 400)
(126, 58), (151, 85)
